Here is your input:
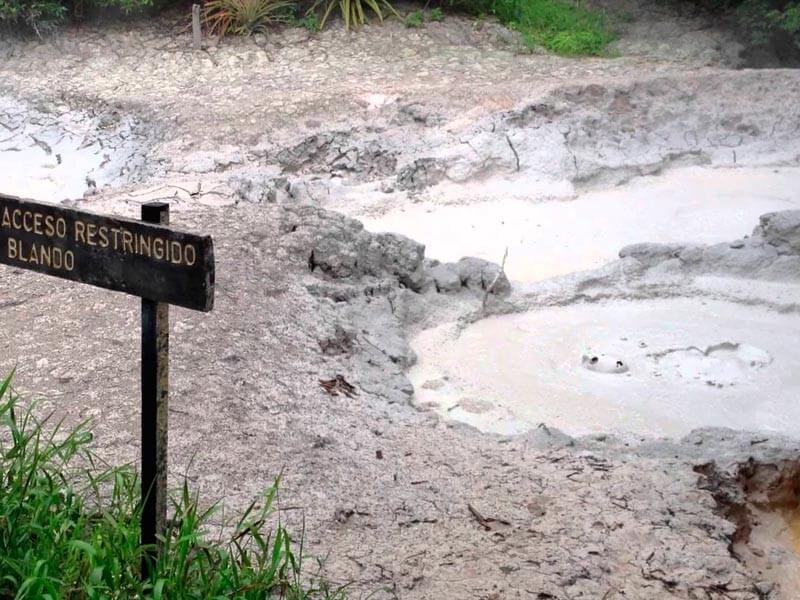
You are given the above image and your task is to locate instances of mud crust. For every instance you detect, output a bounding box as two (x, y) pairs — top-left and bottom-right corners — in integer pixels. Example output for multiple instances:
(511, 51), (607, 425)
(1, 7), (800, 599)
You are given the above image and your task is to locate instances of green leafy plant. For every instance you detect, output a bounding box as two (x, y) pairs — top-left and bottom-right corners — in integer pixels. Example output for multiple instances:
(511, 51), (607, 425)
(308, 0), (399, 29)
(509, 0), (614, 55)
(0, 372), (348, 598)
(0, 0), (67, 35)
(290, 8), (321, 29)
(405, 8), (423, 26)
(429, 6), (443, 20)
(738, 0), (800, 49)
(442, 0), (614, 55)
(203, 0), (295, 36)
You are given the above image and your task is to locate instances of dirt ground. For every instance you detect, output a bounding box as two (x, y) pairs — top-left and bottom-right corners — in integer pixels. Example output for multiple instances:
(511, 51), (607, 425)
(2, 4), (800, 599)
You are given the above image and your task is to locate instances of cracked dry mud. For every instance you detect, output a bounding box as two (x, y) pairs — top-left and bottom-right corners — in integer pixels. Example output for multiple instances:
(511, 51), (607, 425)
(2, 4), (800, 599)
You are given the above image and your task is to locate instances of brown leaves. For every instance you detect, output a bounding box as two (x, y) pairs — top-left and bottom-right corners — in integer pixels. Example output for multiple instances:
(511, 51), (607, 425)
(319, 375), (358, 398)
(467, 503), (512, 532)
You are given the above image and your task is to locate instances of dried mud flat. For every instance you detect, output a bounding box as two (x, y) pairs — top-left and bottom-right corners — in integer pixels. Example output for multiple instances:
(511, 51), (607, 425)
(2, 5), (800, 599)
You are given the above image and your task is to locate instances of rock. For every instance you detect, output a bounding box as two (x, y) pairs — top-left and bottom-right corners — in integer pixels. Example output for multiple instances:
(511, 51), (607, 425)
(230, 175), (293, 204)
(519, 423), (575, 449)
(299, 206), (426, 290)
(395, 158), (447, 191)
(755, 210), (800, 254)
(617, 211), (800, 281)
(619, 243), (687, 265)
(367, 233), (427, 291)
(455, 257), (511, 295)
(427, 261), (462, 293)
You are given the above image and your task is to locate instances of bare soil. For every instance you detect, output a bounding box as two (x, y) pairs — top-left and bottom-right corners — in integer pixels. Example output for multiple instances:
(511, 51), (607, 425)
(1, 6), (800, 599)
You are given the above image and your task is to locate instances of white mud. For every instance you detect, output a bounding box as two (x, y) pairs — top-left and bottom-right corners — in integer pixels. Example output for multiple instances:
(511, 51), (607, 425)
(410, 298), (800, 439)
(362, 166), (800, 283)
(0, 97), (147, 202)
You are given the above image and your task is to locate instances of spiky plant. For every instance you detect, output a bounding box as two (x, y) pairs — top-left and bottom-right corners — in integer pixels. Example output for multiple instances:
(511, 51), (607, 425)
(202, 0), (295, 36)
(308, 0), (399, 29)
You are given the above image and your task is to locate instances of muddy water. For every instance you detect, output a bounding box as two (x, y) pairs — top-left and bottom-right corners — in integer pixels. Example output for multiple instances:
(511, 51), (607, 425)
(745, 506), (800, 599)
(363, 166), (800, 283)
(785, 509), (800, 555)
(410, 299), (800, 438)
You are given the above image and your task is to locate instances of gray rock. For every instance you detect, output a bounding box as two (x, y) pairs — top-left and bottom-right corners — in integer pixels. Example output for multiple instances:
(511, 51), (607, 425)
(755, 210), (800, 254)
(619, 243), (687, 265)
(617, 211), (800, 281)
(298, 206), (426, 290)
(427, 261), (462, 293)
(455, 257), (511, 295)
(395, 158), (447, 191)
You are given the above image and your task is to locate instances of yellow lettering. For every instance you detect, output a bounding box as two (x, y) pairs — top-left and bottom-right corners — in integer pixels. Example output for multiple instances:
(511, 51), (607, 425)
(86, 223), (97, 246)
(33, 213), (43, 235)
(122, 230), (134, 253)
(138, 234), (151, 257)
(44, 215), (55, 237)
(55, 218), (66, 239)
(28, 244), (38, 265)
(7, 238), (17, 259)
(12, 209), (22, 230)
(170, 241), (182, 265)
(1, 207), (10, 228)
(153, 238), (164, 260)
(40, 245), (51, 267)
(64, 250), (74, 271)
(111, 228), (121, 250)
(22, 211), (32, 232)
(184, 244), (196, 266)
(74, 221), (86, 244)
(98, 226), (109, 248)
(52, 248), (62, 269)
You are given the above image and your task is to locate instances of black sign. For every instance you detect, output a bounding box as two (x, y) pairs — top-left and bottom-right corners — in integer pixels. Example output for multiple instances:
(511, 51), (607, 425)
(0, 194), (214, 311)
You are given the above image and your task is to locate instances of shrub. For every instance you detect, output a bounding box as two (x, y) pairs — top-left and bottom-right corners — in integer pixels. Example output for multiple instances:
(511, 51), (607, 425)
(203, 0), (295, 36)
(512, 0), (614, 55)
(0, 0), (67, 35)
(737, 0), (800, 50)
(0, 0), (152, 35)
(307, 0), (399, 29)
(405, 8), (423, 26)
(0, 372), (347, 598)
(676, 0), (800, 53)
(444, 0), (615, 55)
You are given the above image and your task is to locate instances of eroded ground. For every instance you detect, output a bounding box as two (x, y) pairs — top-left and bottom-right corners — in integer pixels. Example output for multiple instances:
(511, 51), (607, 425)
(2, 5), (800, 598)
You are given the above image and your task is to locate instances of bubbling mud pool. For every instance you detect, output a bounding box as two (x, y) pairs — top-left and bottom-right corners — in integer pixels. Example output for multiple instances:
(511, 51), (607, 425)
(363, 165), (800, 439)
(363, 166), (800, 284)
(409, 299), (800, 438)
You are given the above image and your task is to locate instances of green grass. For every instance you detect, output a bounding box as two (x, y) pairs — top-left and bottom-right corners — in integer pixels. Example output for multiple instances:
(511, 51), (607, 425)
(0, 372), (347, 599)
(405, 9), (424, 26)
(457, 0), (614, 55)
(515, 0), (613, 55)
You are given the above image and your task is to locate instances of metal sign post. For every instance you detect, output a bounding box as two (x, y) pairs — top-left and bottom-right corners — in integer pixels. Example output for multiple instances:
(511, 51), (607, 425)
(140, 203), (171, 578)
(0, 194), (215, 581)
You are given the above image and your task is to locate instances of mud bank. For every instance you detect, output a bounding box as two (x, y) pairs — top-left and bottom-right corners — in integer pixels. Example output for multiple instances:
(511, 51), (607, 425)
(362, 166), (800, 283)
(2, 10), (800, 599)
(0, 96), (149, 202)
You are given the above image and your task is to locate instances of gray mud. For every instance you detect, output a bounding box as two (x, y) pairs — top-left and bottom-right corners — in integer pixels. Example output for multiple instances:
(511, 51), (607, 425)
(0, 96), (149, 201)
(1, 8), (800, 599)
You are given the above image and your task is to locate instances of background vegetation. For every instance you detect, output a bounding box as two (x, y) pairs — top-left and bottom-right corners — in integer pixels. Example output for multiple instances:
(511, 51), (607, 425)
(0, 373), (346, 599)
(2, 0), (797, 60)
